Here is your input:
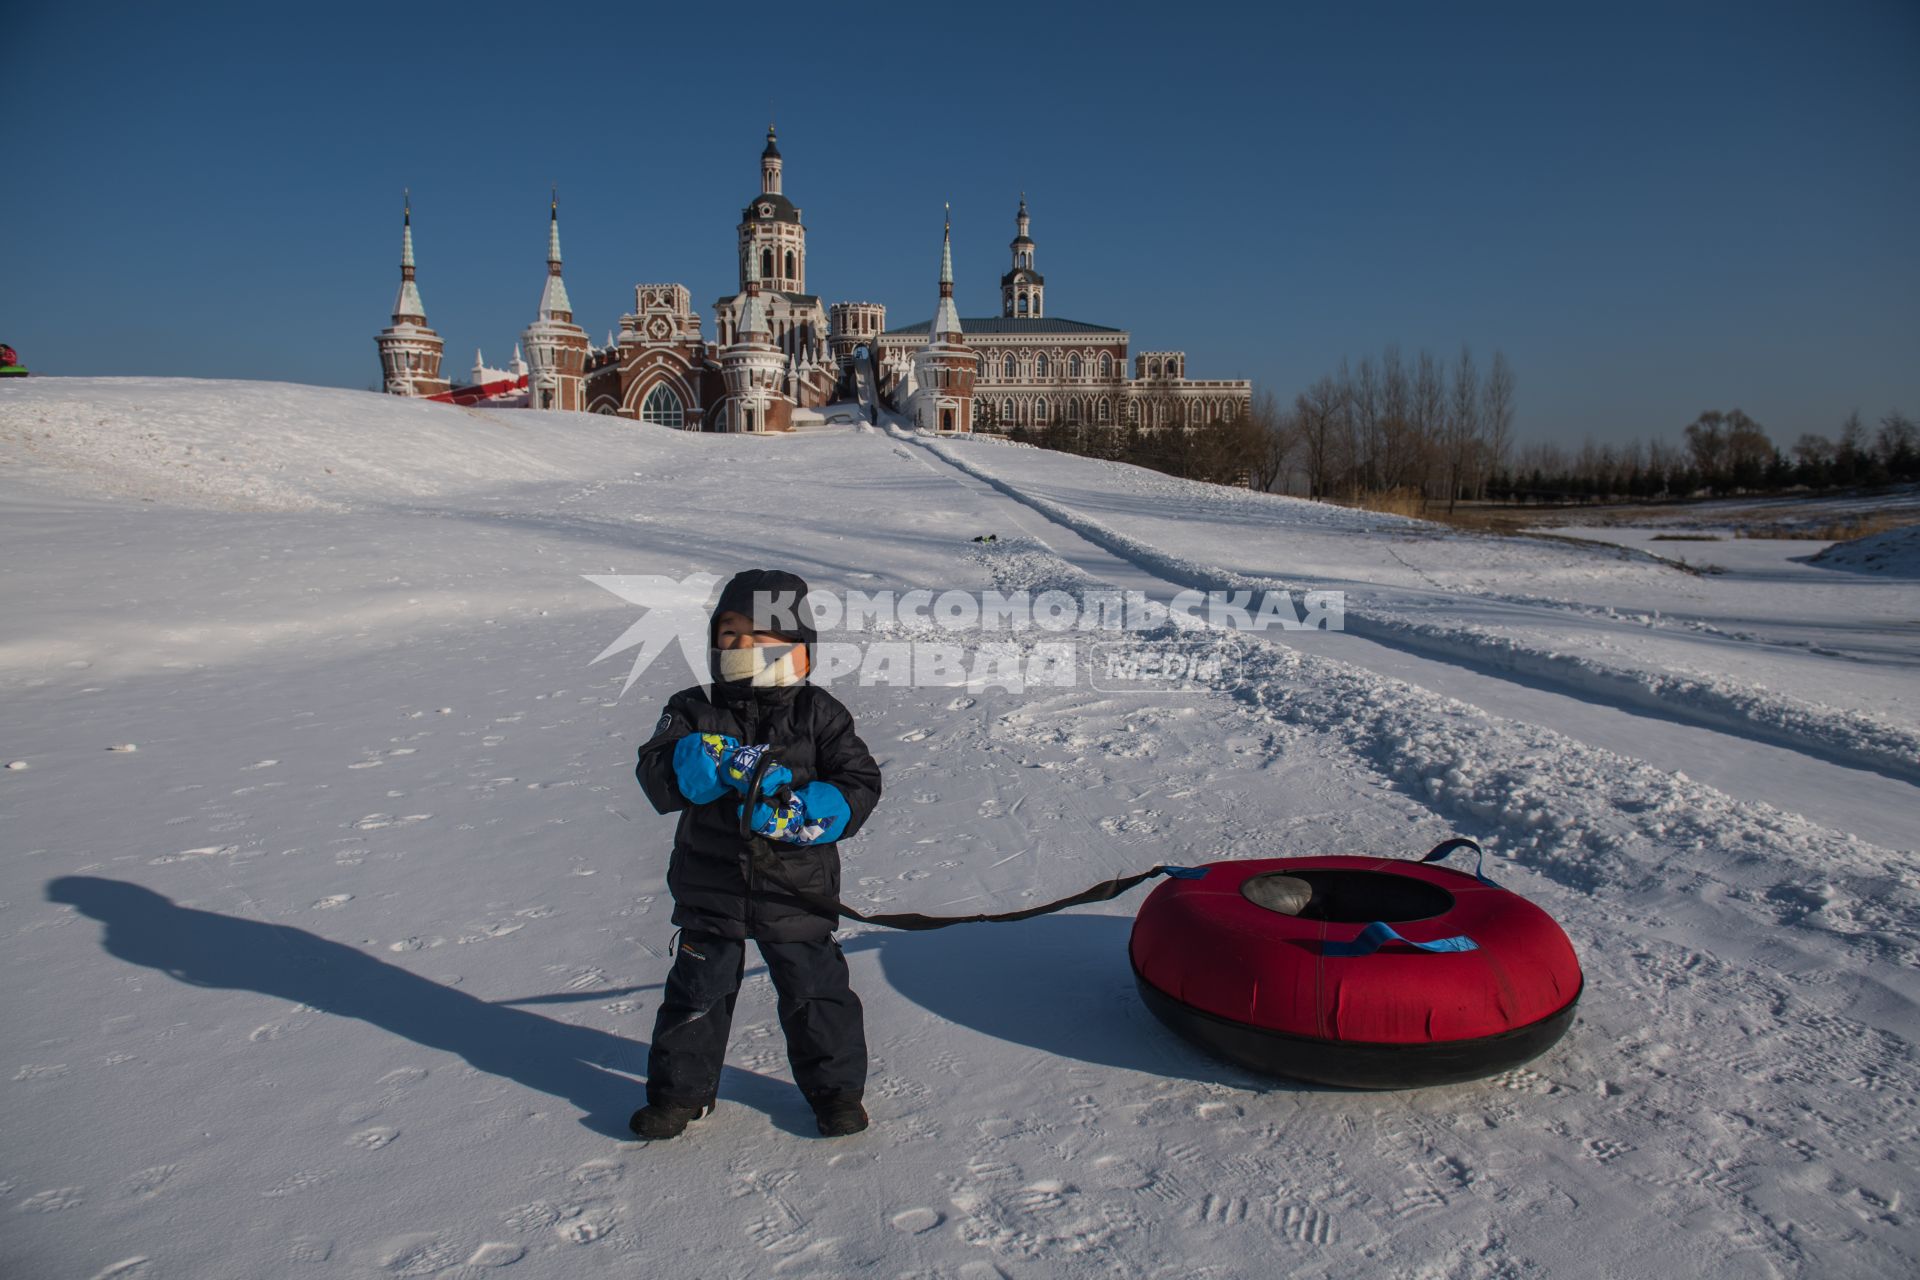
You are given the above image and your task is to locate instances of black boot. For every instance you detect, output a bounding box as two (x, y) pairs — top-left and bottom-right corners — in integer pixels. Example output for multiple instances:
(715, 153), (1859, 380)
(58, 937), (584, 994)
(811, 1094), (868, 1138)
(628, 1101), (713, 1141)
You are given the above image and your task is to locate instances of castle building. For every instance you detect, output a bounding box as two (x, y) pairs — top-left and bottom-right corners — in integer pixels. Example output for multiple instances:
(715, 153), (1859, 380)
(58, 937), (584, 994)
(378, 134), (1248, 435)
(374, 195), (449, 397)
(874, 198), (1250, 432)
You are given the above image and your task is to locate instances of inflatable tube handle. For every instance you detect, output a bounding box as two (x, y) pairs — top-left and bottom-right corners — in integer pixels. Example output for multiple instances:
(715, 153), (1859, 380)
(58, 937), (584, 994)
(1324, 921), (1479, 956)
(1420, 837), (1497, 886)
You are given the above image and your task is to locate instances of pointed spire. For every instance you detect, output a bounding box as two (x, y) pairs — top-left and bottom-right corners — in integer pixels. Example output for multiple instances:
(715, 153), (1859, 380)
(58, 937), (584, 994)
(401, 190), (416, 270)
(940, 205), (954, 290)
(537, 188), (573, 321)
(932, 206), (962, 341)
(738, 247), (769, 338)
(393, 190), (427, 324)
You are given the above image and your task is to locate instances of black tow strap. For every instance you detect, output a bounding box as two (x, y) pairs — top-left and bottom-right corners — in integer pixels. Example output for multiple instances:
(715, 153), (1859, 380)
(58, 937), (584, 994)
(735, 756), (1485, 934)
(750, 839), (1201, 931)
(736, 752), (1204, 932)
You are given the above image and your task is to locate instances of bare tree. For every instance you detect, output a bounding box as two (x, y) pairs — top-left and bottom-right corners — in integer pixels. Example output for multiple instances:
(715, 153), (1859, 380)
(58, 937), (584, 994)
(1243, 389), (1294, 492)
(1347, 356), (1378, 493)
(1377, 345), (1412, 490)
(1412, 349), (1447, 499)
(1483, 350), (1516, 483)
(1445, 345), (1481, 512)
(1296, 375), (1346, 498)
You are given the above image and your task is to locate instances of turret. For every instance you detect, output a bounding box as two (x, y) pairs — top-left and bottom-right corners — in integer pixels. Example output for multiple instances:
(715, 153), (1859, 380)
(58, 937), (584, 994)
(521, 189), (590, 411)
(375, 192), (449, 396)
(720, 250), (789, 433)
(911, 209), (976, 434)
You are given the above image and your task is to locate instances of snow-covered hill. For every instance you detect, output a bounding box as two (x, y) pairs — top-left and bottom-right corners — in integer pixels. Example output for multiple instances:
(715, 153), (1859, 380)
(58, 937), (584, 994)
(3, 379), (1915, 1279)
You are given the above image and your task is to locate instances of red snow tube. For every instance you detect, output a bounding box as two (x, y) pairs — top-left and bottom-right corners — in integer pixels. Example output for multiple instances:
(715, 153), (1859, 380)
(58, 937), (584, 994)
(1129, 843), (1582, 1088)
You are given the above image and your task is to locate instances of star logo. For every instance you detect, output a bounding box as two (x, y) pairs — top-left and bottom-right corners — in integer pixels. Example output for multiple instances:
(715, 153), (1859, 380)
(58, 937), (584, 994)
(583, 572), (722, 696)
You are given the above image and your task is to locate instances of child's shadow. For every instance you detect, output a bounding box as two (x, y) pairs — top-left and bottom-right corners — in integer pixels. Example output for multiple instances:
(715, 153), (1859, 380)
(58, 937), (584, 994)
(44, 877), (800, 1139)
(842, 913), (1291, 1089)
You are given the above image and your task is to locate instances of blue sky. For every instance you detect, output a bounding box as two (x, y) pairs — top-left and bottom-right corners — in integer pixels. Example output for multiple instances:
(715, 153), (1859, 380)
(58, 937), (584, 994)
(4, 0), (1915, 447)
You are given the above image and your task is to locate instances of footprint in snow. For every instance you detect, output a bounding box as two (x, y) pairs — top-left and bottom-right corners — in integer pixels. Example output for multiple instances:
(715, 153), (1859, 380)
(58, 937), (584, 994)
(890, 1207), (943, 1234)
(348, 1126), (398, 1150)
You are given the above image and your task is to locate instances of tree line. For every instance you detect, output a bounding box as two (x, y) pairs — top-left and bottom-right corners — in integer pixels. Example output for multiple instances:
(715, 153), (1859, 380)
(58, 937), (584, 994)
(997, 393), (1293, 490)
(993, 347), (1917, 508)
(1285, 345), (1513, 510)
(1493, 408), (1918, 501)
(998, 344), (1516, 510)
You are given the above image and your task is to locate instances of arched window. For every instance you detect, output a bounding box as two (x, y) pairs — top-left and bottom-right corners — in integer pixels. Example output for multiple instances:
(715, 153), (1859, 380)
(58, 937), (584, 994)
(640, 383), (685, 430)
(1097, 397), (1111, 422)
(1036, 353), (1050, 378)
(760, 248), (774, 280)
(1035, 398), (1049, 422)
(1003, 354), (1017, 379)
(1148, 360), (1160, 379)
(1067, 399), (1081, 424)
(1017, 295), (1029, 315)
(1003, 398), (1014, 420)
(1069, 354), (1082, 379)
(785, 250), (796, 280)
(1099, 352), (1112, 378)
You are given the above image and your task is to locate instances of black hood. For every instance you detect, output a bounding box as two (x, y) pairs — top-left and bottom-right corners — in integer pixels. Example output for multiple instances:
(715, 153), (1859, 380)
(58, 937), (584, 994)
(709, 569), (818, 684)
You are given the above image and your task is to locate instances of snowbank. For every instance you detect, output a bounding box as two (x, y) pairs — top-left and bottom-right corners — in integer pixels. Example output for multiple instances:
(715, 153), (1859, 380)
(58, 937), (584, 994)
(1809, 522), (1920, 577)
(0, 377), (687, 512)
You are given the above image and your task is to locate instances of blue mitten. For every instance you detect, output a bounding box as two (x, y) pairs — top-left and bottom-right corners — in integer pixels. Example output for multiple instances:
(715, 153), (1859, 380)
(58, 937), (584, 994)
(744, 782), (853, 846)
(671, 732), (739, 805)
(721, 742), (793, 796)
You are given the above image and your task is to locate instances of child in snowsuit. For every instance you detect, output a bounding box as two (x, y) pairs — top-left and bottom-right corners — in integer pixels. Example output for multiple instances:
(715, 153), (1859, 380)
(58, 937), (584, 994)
(630, 568), (882, 1140)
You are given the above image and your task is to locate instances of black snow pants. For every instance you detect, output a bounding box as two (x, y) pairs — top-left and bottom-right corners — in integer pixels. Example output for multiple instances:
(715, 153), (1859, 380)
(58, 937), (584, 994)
(645, 931), (867, 1108)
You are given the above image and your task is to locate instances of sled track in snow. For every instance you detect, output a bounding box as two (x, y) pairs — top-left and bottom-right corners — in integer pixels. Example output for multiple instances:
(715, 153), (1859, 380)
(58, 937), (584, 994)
(904, 429), (1920, 789)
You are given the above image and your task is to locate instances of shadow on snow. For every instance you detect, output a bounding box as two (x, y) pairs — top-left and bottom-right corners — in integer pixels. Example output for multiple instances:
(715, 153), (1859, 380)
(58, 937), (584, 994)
(43, 876), (814, 1140)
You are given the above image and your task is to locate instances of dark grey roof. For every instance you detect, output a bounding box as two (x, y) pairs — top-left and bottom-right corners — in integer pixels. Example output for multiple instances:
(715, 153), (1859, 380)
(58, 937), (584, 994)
(1011, 235), (1034, 247)
(741, 193), (801, 224)
(883, 316), (1124, 337)
(1000, 269), (1046, 286)
(712, 290), (822, 307)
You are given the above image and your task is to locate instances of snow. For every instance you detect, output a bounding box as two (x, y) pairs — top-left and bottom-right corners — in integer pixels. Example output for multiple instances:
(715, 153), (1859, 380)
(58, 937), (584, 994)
(2, 379), (1917, 1279)
(1811, 523), (1920, 578)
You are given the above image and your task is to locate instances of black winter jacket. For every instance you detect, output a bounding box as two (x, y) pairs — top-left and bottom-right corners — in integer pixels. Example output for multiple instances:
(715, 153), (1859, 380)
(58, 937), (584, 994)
(636, 680), (882, 942)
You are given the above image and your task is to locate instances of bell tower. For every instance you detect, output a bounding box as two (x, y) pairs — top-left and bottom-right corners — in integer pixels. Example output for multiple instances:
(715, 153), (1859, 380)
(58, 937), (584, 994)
(737, 126), (806, 295)
(1000, 194), (1044, 319)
